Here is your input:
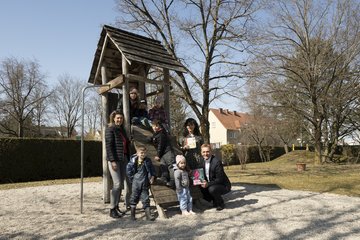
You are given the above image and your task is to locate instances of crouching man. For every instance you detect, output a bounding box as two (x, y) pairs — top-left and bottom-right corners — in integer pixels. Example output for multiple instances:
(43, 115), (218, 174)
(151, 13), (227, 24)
(199, 144), (231, 211)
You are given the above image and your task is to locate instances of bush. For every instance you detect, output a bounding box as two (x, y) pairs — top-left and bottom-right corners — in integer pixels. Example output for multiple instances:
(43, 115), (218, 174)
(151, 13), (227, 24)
(0, 138), (102, 183)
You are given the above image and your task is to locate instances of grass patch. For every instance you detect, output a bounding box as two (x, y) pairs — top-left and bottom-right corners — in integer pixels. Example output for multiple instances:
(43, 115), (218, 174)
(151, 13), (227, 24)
(225, 150), (360, 197)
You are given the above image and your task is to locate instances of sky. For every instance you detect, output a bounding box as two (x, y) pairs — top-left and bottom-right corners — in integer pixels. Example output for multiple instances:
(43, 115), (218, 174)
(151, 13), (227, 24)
(0, 0), (241, 111)
(0, 0), (117, 87)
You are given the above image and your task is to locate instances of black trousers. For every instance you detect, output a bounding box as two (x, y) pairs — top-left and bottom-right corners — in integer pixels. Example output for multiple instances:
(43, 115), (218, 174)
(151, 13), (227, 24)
(159, 150), (175, 181)
(200, 184), (230, 206)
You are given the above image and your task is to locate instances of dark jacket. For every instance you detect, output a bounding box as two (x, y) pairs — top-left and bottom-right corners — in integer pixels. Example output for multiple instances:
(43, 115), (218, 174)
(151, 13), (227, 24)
(151, 128), (172, 158)
(126, 154), (156, 183)
(201, 155), (231, 191)
(105, 124), (130, 162)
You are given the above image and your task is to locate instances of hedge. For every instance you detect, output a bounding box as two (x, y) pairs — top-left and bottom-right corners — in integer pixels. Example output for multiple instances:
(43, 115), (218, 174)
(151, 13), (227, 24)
(0, 138), (102, 183)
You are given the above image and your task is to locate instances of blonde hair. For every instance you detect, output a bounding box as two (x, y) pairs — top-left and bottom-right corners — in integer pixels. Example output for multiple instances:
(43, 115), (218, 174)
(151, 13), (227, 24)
(201, 143), (212, 151)
(136, 144), (147, 152)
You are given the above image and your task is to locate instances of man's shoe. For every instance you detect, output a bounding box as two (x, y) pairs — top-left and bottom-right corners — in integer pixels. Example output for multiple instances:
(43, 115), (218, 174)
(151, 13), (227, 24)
(216, 202), (225, 211)
(110, 208), (122, 218)
(156, 177), (168, 185)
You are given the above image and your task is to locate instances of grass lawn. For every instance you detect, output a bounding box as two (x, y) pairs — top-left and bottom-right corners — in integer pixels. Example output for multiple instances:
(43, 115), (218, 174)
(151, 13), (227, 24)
(226, 150), (360, 197)
(1, 150), (359, 197)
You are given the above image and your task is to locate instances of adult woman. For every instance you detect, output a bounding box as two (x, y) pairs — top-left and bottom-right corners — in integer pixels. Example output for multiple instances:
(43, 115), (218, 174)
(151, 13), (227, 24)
(105, 110), (131, 218)
(181, 118), (204, 170)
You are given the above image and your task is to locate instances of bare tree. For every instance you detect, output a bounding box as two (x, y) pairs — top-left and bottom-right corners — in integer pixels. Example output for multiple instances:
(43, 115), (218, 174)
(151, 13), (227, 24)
(115, 0), (260, 143)
(249, 0), (360, 163)
(0, 57), (49, 137)
(50, 74), (86, 138)
(84, 89), (101, 138)
(31, 83), (52, 136)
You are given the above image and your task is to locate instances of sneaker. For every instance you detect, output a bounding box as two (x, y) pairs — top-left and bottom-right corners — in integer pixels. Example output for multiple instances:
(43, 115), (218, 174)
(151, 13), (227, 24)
(188, 210), (196, 215)
(182, 210), (190, 216)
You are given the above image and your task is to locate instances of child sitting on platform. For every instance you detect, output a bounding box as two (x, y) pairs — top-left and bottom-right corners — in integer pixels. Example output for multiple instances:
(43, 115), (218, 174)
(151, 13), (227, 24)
(150, 119), (175, 187)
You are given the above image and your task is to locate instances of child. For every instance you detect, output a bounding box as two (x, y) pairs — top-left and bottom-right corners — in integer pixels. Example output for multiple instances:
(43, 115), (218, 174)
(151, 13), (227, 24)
(174, 155), (195, 215)
(137, 99), (151, 129)
(151, 119), (175, 187)
(148, 95), (168, 125)
(126, 145), (156, 221)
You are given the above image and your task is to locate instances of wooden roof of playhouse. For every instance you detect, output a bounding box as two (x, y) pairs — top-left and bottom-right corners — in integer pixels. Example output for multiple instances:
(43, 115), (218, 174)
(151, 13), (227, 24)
(88, 25), (186, 87)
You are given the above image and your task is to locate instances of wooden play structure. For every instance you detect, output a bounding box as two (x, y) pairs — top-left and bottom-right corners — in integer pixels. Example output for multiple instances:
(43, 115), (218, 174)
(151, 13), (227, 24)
(88, 25), (201, 218)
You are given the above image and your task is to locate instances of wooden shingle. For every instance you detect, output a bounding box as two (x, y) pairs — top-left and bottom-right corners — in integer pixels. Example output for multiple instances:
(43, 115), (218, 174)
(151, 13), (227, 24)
(88, 25), (186, 85)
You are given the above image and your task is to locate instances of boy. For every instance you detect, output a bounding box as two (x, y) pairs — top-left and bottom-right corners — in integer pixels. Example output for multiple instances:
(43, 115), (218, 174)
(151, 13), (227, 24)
(126, 145), (156, 221)
(150, 119), (175, 187)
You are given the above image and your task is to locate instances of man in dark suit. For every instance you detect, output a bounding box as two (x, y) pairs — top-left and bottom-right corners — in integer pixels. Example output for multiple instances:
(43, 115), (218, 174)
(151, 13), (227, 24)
(199, 144), (231, 211)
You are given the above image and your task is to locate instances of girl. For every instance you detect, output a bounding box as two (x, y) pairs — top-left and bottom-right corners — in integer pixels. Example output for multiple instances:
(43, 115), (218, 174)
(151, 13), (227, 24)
(174, 155), (195, 215)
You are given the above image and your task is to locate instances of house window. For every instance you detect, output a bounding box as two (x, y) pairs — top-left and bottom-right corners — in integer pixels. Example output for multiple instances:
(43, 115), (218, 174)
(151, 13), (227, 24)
(211, 122), (216, 128)
(229, 131), (236, 139)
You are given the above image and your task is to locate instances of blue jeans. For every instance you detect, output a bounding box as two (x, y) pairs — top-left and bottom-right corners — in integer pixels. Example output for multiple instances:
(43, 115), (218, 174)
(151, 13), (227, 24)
(176, 188), (193, 211)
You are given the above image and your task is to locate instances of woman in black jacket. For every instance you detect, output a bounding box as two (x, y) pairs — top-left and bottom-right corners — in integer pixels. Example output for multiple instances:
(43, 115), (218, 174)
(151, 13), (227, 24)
(105, 110), (131, 218)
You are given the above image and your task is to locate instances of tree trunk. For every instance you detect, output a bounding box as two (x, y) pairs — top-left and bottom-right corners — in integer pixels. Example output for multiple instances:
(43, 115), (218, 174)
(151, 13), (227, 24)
(284, 144), (289, 154)
(314, 126), (322, 165)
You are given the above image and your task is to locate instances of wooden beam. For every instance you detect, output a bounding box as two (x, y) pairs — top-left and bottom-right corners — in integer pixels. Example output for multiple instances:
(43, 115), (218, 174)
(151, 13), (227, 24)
(126, 73), (165, 86)
(94, 35), (109, 84)
(101, 66), (111, 204)
(122, 55), (131, 138)
(98, 75), (124, 94)
(163, 68), (170, 127)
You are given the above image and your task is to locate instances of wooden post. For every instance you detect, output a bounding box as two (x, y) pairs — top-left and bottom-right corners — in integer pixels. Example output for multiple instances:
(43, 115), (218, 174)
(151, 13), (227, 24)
(163, 68), (170, 127)
(122, 55), (131, 137)
(101, 66), (111, 203)
(138, 64), (146, 100)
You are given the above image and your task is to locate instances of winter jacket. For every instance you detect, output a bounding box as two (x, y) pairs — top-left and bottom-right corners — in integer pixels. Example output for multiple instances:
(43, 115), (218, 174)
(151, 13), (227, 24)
(126, 153), (156, 183)
(105, 124), (130, 162)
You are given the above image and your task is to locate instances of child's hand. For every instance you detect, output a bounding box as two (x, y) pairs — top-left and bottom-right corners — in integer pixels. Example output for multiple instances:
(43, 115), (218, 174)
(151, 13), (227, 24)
(150, 176), (155, 184)
(154, 156), (160, 161)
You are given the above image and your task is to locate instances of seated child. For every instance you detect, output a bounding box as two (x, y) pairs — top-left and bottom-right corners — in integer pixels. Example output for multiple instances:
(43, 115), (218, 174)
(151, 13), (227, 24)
(174, 155), (195, 215)
(149, 95), (168, 124)
(129, 88), (151, 129)
(137, 99), (151, 129)
(126, 145), (156, 221)
(148, 95), (169, 133)
(150, 119), (175, 187)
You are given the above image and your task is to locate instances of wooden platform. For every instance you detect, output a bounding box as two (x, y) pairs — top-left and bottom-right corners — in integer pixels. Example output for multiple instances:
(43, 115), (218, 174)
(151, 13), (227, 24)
(131, 125), (202, 219)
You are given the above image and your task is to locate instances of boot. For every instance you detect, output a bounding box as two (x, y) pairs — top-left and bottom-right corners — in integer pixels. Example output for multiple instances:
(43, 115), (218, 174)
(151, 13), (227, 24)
(110, 208), (122, 218)
(130, 206), (136, 221)
(145, 207), (155, 221)
(116, 205), (125, 216)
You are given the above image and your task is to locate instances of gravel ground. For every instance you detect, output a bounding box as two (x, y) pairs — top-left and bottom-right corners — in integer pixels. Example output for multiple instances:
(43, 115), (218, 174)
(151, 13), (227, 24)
(0, 182), (359, 240)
